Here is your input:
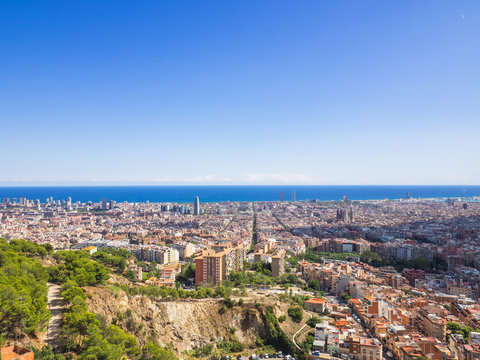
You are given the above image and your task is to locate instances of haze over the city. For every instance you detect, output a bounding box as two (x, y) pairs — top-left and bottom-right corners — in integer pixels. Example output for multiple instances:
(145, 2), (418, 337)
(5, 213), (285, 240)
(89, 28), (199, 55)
(1, 1), (479, 185)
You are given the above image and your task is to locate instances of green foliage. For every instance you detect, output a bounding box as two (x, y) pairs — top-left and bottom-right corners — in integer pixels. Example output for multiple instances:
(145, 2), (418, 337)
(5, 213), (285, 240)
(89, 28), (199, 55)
(278, 315), (286, 323)
(192, 344), (214, 357)
(288, 306), (303, 323)
(112, 283), (218, 301)
(176, 262), (196, 283)
(125, 269), (136, 281)
(255, 336), (265, 347)
(301, 332), (315, 353)
(51, 250), (110, 286)
(307, 279), (320, 291)
(217, 331), (245, 353)
(7, 239), (53, 257)
(0, 238), (51, 337)
(359, 251), (439, 272)
(224, 297), (236, 309)
(292, 294), (310, 307)
(229, 264), (301, 289)
(447, 322), (480, 342)
(92, 249), (128, 273)
(262, 307), (301, 358)
(340, 294), (352, 302)
(215, 286), (227, 297)
(307, 317), (321, 328)
(30, 346), (66, 360)
(287, 248), (359, 267)
(141, 342), (177, 360)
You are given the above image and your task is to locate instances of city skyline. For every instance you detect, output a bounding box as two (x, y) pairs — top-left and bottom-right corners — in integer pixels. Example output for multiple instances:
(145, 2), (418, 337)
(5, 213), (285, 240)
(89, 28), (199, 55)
(1, 1), (479, 186)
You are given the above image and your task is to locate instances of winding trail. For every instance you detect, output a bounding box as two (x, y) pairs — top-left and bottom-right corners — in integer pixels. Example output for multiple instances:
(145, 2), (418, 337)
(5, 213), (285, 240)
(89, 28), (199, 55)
(46, 283), (65, 351)
(292, 310), (313, 350)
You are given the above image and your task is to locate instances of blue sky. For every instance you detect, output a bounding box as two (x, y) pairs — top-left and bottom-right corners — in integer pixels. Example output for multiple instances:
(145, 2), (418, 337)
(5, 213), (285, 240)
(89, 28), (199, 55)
(1, 1), (479, 185)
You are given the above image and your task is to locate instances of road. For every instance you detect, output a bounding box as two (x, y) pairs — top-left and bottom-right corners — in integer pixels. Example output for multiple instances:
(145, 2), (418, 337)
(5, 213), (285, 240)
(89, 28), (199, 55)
(46, 282), (65, 350)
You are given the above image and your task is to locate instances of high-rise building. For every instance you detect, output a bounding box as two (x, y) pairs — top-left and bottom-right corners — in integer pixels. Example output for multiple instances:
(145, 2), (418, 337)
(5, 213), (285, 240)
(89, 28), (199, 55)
(292, 191), (296, 202)
(194, 196), (200, 215)
(280, 191), (284, 201)
(195, 246), (245, 286)
(101, 198), (108, 210)
(195, 249), (225, 286)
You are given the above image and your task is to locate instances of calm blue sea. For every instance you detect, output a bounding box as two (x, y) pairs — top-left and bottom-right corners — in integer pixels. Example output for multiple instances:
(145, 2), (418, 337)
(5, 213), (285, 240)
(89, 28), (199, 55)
(0, 186), (479, 203)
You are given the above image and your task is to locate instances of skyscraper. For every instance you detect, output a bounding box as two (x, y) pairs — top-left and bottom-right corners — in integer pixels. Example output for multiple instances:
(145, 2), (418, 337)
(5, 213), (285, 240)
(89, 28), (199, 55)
(292, 191), (296, 202)
(194, 196), (200, 215)
(280, 191), (284, 201)
(101, 198), (108, 211)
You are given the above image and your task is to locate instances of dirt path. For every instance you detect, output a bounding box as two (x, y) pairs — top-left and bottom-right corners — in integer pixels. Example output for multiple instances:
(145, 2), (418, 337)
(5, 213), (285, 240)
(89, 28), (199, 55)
(293, 310), (313, 350)
(47, 283), (65, 350)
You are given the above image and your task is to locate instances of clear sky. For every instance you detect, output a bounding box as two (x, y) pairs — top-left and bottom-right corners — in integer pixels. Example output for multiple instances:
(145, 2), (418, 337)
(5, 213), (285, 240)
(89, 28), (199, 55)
(1, 1), (479, 185)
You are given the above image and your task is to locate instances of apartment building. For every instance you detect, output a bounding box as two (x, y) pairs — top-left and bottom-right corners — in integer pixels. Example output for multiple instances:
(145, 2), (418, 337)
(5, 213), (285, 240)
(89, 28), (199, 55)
(195, 245), (245, 286)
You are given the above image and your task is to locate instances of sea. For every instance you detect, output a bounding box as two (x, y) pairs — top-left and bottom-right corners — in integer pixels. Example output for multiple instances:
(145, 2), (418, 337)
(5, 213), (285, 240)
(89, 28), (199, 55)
(0, 185), (479, 203)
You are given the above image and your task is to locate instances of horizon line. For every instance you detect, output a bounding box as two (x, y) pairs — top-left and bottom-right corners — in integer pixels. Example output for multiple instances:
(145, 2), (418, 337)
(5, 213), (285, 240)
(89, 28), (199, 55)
(0, 184), (478, 187)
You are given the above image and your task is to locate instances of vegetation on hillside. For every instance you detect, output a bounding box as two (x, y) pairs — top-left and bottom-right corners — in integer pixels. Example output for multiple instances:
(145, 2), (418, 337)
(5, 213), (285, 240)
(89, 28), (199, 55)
(0, 238), (177, 360)
(262, 306), (303, 359)
(49, 250), (110, 286)
(0, 238), (51, 338)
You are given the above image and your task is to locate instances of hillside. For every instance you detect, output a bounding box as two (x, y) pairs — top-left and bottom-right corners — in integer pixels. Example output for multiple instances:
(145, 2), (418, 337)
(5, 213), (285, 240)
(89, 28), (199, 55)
(85, 285), (266, 354)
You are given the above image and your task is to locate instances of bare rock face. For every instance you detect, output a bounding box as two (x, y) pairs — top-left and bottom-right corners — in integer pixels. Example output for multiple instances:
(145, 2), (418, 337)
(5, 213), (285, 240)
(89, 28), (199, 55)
(85, 286), (266, 354)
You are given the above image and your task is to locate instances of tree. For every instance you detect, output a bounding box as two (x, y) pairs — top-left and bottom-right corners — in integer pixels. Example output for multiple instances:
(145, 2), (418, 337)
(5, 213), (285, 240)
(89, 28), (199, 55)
(307, 279), (320, 291)
(307, 316), (321, 328)
(288, 306), (303, 323)
(141, 342), (177, 360)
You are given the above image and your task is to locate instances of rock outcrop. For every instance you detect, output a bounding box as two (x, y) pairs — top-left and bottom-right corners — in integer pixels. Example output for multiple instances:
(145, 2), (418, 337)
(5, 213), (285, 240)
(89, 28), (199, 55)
(85, 286), (266, 354)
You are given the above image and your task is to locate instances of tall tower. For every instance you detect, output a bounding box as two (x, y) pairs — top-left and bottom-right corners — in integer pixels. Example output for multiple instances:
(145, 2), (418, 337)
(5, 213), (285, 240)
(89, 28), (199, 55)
(280, 191), (284, 202)
(292, 191), (296, 202)
(194, 196), (200, 215)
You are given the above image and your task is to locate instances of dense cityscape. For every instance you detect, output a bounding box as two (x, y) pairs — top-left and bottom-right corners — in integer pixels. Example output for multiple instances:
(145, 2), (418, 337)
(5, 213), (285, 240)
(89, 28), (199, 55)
(2, 193), (480, 360)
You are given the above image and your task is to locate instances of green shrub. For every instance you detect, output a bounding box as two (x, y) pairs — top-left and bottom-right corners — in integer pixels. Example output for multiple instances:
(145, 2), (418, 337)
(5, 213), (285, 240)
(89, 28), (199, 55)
(288, 306), (303, 323)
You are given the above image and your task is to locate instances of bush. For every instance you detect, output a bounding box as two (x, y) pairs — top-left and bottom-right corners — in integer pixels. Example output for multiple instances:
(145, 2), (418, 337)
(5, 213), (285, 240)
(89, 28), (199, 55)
(193, 344), (214, 357)
(307, 316), (321, 327)
(307, 279), (320, 291)
(278, 315), (286, 323)
(224, 297), (235, 309)
(288, 306), (303, 323)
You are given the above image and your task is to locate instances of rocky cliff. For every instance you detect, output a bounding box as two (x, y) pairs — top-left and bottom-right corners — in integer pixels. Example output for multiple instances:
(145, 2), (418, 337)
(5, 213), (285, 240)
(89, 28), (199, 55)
(85, 286), (266, 355)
